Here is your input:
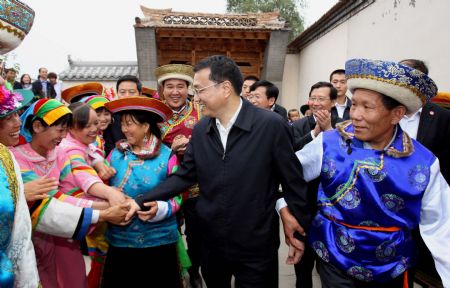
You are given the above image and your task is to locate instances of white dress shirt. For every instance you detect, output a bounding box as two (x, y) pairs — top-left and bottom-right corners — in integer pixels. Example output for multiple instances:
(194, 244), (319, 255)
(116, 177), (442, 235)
(399, 108), (422, 139)
(215, 99), (243, 151)
(335, 97), (348, 119)
(54, 81), (62, 102)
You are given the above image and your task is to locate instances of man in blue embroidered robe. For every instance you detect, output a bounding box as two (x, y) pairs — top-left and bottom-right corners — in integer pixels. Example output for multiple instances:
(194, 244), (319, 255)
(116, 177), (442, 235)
(279, 59), (450, 287)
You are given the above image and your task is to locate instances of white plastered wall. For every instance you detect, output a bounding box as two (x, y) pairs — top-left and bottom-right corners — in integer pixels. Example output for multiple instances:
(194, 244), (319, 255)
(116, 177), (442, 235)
(281, 0), (450, 111)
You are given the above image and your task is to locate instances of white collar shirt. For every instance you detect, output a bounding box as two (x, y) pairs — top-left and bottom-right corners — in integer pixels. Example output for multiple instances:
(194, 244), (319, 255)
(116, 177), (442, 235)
(335, 97), (348, 119)
(399, 108), (422, 140)
(215, 99), (243, 151)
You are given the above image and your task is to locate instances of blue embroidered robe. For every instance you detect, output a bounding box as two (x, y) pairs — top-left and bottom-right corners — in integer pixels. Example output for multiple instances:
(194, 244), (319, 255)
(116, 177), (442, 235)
(310, 124), (436, 283)
(106, 144), (179, 248)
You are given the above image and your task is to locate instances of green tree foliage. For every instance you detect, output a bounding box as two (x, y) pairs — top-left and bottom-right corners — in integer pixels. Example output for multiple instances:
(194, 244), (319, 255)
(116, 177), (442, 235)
(227, 0), (306, 40)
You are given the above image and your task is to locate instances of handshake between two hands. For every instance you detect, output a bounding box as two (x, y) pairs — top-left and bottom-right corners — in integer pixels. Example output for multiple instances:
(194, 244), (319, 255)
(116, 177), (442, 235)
(99, 198), (159, 226)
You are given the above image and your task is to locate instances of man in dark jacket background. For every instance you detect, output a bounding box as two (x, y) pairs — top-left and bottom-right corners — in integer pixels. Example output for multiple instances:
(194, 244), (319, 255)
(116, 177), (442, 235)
(32, 67), (56, 99)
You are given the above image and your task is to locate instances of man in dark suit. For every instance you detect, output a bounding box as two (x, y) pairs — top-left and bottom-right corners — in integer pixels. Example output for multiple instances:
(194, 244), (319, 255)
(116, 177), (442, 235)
(273, 103), (288, 121)
(247, 79), (288, 120)
(292, 82), (341, 151)
(330, 69), (352, 120)
(31, 67), (56, 99)
(416, 102), (450, 181)
(126, 55), (310, 287)
(291, 81), (341, 288)
(399, 59), (450, 285)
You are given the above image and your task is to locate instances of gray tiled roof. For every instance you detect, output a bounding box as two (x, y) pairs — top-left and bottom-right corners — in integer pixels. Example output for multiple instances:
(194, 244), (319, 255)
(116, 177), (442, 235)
(59, 60), (138, 81)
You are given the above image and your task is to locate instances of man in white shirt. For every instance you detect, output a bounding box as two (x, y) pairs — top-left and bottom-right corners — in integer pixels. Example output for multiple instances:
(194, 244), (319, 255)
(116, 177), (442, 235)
(330, 69), (352, 120)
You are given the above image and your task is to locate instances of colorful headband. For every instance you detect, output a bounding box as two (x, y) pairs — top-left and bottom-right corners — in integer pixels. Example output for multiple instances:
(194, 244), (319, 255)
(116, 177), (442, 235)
(20, 99), (72, 142)
(79, 95), (109, 110)
(346, 59), (438, 112)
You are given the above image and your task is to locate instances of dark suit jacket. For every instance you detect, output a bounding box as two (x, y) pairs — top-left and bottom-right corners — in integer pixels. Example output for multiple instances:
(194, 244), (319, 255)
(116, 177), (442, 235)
(291, 114), (342, 151)
(32, 79), (56, 99)
(273, 103), (288, 121)
(136, 99), (310, 259)
(417, 102), (450, 182)
(331, 96), (352, 121)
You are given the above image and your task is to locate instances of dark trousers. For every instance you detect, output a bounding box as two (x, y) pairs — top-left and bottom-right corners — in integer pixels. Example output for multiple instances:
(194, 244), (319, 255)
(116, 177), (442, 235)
(317, 259), (412, 288)
(294, 243), (316, 288)
(201, 247), (278, 288)
(102, 243), (181, 288)
(184, 197), (202, 277)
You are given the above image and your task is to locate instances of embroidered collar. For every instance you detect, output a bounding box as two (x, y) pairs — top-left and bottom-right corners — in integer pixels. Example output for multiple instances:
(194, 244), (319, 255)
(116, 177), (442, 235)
(336, 120), (414, 158)
(171, 103), (188, 115)
(116, 134), (161, 160)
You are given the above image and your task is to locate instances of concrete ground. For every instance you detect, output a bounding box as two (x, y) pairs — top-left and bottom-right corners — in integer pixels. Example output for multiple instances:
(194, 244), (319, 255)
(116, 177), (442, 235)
(85, 222), (421, 287)
(278, 225), (321, 288)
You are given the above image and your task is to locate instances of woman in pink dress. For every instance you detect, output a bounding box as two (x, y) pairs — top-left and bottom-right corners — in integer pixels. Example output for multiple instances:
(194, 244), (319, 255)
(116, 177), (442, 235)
(12, 99), (129, 288)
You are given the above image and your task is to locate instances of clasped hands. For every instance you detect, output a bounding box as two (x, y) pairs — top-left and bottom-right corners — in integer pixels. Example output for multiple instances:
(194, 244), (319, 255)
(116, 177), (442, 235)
(171, 135), (191, 155)
(94, 189), (159, 226)
(312, 109), (333, 137)
(100, 199), (159, 226)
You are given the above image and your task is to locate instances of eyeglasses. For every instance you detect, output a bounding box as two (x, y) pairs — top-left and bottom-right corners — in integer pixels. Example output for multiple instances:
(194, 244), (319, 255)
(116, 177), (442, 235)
(309, 97), (330, 103)
(193, 81), (224, 96)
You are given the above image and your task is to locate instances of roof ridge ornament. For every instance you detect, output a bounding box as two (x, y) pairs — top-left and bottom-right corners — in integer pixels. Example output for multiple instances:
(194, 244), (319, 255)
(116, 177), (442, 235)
(138, 6), (285, 30)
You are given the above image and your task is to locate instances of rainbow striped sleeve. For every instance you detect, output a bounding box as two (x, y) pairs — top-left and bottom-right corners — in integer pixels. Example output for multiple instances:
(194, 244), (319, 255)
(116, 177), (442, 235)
(21, 169), (93, 239)
(22, 169), (92, 228)
(68, 153), (102, 193)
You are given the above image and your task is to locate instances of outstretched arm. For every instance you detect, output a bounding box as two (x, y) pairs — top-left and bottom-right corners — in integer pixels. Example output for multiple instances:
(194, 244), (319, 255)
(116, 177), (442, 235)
(136, 136), (198, 207)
